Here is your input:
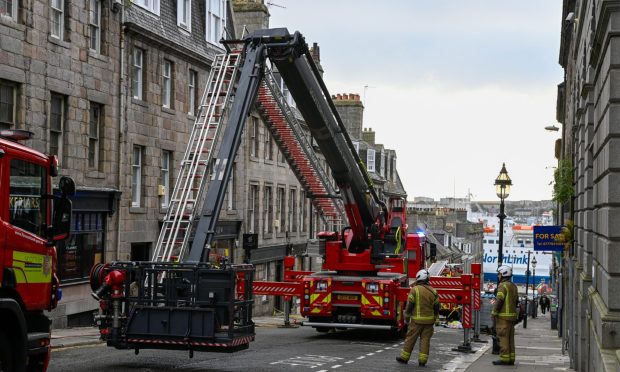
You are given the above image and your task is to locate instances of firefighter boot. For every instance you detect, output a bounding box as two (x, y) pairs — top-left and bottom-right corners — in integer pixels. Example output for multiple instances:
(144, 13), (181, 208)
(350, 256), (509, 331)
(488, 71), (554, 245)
(492, 360), (512, 366)
(395, 357), (408, 364)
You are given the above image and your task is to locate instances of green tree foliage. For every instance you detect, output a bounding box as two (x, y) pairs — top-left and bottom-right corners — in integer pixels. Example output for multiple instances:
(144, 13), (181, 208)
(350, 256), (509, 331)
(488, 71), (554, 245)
(553, 158), (573, 204)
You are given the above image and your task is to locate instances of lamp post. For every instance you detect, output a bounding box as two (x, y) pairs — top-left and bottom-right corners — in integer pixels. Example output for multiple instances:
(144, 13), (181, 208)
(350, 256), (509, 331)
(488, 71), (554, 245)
(524, 250), (531, 329)
(532, 256), (538, 318)
(494, 163), (512, 268)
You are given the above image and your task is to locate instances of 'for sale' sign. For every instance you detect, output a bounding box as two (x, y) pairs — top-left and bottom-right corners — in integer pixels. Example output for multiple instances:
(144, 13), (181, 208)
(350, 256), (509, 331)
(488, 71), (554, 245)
(533, 225), (565, 251)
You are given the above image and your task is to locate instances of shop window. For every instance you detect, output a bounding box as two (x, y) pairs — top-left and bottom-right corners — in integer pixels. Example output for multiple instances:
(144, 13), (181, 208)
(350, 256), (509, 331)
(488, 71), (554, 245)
(57, 212), (105, 282)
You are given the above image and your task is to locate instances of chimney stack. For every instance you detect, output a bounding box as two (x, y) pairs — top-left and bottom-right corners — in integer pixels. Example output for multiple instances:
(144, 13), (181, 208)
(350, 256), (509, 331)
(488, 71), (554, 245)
(333, 92), (364, 140)
(232, 0), (270, 37)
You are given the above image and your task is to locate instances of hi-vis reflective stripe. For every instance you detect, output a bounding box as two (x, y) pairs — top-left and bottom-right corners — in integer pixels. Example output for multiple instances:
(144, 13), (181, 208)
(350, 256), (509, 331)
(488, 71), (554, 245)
(361, 294), (382, 306)
(12, 251), (52, 284)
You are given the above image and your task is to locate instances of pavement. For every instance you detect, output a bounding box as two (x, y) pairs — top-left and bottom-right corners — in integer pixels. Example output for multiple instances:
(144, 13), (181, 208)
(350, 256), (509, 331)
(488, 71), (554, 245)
(51, 312), (573, 371)
(465, 310), (573, 371)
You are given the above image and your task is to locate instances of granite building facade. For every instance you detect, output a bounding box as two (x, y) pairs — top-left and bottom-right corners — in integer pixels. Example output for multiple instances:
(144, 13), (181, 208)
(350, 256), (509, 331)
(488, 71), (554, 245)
(557, 0), (620, 370)
(1, 0), (409, 325)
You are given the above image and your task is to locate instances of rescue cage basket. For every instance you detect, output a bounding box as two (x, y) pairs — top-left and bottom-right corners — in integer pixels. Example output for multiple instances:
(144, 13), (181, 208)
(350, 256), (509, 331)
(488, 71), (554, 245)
(97, 261), (255, 352)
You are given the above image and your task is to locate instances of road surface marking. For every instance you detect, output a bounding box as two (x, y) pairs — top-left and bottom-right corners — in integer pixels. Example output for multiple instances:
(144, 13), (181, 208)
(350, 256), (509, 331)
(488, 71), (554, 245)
(331, 365), (342, 369)
(356, 356), (365, 360)
(345, 361), (354, 364)
(366, 353), (375, 356)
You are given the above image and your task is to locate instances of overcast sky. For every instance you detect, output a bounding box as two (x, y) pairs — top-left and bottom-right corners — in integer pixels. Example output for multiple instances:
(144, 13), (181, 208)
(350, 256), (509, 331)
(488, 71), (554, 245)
(267, 1), (563, 202)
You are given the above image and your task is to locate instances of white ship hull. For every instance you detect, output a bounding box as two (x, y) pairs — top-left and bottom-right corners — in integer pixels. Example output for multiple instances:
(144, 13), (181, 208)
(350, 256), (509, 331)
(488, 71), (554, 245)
(478, 216), (552, 286)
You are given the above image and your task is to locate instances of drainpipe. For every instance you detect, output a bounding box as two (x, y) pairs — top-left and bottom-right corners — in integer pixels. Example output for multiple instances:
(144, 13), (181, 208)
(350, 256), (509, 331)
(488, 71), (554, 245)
(116, 4), (126, 261)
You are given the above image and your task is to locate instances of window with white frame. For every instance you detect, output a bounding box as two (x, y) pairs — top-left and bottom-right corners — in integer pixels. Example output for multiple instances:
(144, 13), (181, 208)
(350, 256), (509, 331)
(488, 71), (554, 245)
(134, 0), (159, 15)
(89, 0), (101, 52)
(206, 0), (225, 45)
(177, 0), (190, 30)
(380, 150), (385, 177)
(263, 185), (273, 235)
(188, 69), (197, 115)
(249, 117), (258, 157)
(299, 191), (306, 233)
(248, 184), (259, 233)
(289, 188), (297, 233)
(1, 0), (17, 19)
(277, 187), (285, 233)
(264, 130), (273, 161)
(279, 77), (295, 107)
(132, 48), (144, 100)
(49, 93), (65, 162)
(367, 149), (375, 172)
(132, 146), (143, 207)
(226, 164), (235, 210)
(88, 102), (103, 170)
(50, 0), (64, 39)
(162, 59), (173, 108)
(0, 81), (16, 131)
(161, 150), (171, 208)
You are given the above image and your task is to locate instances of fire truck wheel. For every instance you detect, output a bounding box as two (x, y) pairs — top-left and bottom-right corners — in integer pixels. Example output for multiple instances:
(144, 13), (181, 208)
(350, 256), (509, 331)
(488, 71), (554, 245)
(315, 327), (330, 333)
(0, 329), (14, 372)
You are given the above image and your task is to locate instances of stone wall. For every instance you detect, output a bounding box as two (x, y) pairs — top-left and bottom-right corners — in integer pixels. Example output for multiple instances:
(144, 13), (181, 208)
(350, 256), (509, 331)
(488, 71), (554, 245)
(558, 1), (620, 370)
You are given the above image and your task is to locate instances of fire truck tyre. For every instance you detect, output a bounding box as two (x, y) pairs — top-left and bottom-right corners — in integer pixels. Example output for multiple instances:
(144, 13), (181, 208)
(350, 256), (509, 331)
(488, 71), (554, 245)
(25, 349), (49, 372)
(0, 329), (14, 372)
(315, 327), (330, 333)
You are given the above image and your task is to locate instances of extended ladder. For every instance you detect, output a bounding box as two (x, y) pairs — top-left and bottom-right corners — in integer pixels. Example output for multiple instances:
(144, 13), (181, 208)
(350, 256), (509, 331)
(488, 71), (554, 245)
(152, 52), (241, 262)
(259, 68), (346, 230)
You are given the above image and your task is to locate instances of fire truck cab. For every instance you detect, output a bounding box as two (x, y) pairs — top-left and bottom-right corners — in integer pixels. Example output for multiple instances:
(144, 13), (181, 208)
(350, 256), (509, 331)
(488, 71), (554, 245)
(0, 129), (74, 372)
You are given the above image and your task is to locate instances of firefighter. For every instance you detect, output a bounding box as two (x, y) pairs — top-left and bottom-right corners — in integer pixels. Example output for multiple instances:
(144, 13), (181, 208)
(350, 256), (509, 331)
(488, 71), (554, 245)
(396, 269), (439, 367)
(492, 265), (518, 365)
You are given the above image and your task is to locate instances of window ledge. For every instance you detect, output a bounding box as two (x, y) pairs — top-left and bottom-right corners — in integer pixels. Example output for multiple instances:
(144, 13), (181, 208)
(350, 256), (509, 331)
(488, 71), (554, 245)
(178, 26), (191, 35)
(88, 50), (109, 63)
(0, 16), (25, 31)
(276, 233), (286, 238)
(130, 207), (146, 214)
(225, 209), (237, 215)
(48, 34), (70, 49)
(263, 233), (273, 239)
(85, 170), (105, 179)
(131, 97), (148, 107)
(264, 159), (274, 165)
(187, 113), (196, 120)
(161, 106), (176, 115)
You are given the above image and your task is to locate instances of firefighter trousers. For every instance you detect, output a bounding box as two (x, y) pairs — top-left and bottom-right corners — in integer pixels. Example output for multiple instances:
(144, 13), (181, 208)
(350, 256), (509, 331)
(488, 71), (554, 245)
(495, 318), (516, 363)
(400, 321), (434, 364)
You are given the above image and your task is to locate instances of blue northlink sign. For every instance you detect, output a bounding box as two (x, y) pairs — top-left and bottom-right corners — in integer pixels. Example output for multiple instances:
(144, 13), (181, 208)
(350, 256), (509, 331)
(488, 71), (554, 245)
(534, 225), (565, 251)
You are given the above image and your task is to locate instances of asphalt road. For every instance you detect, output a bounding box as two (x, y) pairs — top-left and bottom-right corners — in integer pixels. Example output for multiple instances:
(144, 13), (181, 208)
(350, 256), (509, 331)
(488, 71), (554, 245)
(49, 325), (487, 372)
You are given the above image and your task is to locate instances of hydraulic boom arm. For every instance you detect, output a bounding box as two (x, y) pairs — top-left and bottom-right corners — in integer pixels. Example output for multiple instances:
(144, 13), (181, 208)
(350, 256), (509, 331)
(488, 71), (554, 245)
(188, 28), (387, 262)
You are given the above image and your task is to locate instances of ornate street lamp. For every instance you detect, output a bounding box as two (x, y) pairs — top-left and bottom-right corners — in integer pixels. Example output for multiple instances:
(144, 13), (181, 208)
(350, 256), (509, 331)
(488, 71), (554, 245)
(532, 256), (538, 318)
(494, 163), (512, 267)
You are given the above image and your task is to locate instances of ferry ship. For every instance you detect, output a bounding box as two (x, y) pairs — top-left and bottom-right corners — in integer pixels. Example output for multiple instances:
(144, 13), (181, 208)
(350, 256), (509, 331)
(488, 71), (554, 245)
(479, 216), (551, 287)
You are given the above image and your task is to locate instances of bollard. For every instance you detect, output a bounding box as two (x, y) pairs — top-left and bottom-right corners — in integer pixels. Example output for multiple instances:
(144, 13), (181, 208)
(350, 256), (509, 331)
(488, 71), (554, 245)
(278, 297), (299, 328)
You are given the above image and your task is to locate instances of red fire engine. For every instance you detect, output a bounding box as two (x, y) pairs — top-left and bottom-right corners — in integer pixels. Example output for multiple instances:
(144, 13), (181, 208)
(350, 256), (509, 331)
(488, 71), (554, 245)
(0, 129), (75, 372)
(89, 28), (476, 358)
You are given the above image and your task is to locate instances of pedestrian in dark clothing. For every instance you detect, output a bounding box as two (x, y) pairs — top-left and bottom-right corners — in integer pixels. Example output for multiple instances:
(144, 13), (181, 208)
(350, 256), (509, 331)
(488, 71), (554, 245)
(539, 295), (550, 314)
